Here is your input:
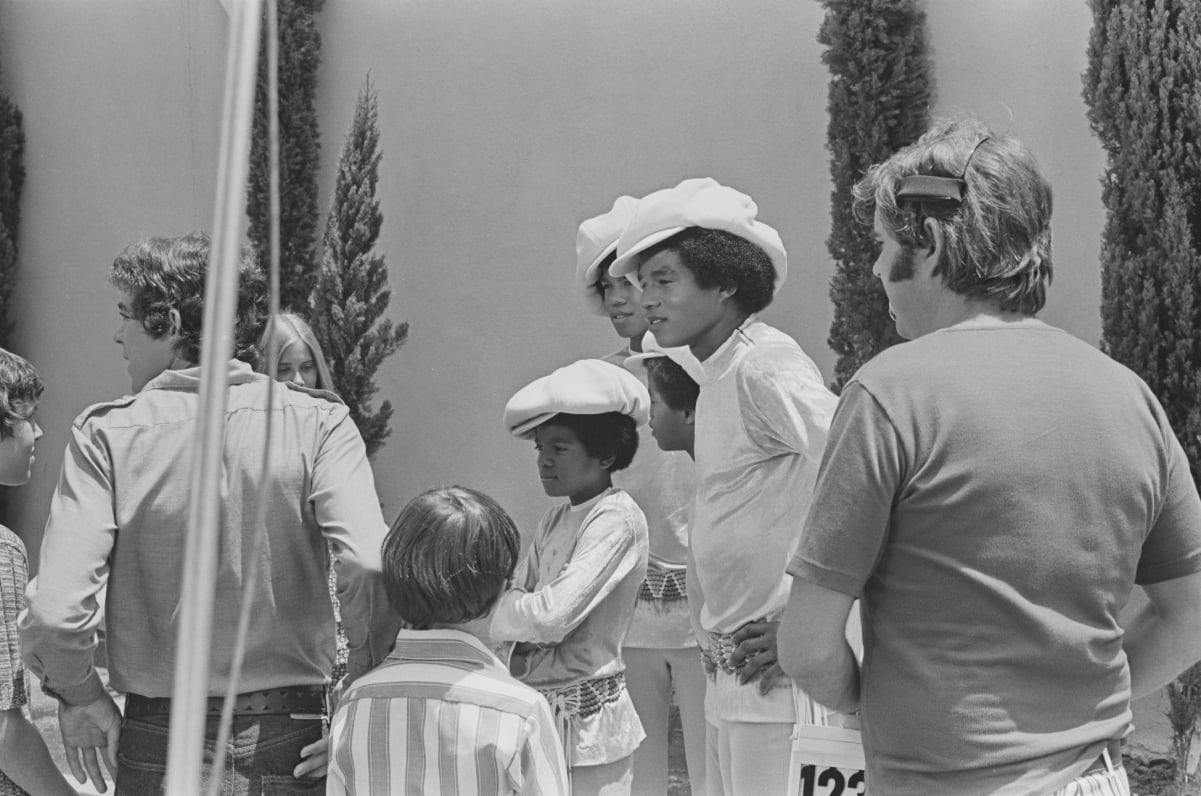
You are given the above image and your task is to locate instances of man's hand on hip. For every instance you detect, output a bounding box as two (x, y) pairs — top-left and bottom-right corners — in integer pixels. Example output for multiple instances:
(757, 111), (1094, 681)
(731, 620), (790, 695)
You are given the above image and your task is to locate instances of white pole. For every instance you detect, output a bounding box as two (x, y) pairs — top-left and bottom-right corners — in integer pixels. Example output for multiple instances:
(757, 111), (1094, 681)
(164, 0), (263, 792)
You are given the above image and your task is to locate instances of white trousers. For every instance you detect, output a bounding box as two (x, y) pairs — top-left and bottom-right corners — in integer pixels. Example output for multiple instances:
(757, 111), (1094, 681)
(625, 646), (707, 796)
(704, 718), (793, 796)
(573, 755), (634, 796)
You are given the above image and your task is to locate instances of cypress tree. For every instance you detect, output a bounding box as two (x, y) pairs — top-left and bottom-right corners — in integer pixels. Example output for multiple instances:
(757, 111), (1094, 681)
(246, 0), (323, 312)
(0, 60), (24, 348)
(820, 0), (932, 391)
(1084, 0), (1201, 788)
(0, 61), (23, 525)
(310, 77), (408, 458)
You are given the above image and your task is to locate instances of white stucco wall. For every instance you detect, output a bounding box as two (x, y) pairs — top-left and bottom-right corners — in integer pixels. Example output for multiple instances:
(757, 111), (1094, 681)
(0, 1), (1104, 556)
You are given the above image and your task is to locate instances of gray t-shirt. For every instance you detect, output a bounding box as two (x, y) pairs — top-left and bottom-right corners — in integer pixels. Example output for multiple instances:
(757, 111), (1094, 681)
(789, 320), (1201, 795)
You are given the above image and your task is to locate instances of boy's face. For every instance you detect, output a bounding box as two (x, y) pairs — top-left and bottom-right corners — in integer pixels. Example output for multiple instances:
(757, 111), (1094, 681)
(647, 376), (693, 454)
(113, 290), (182, 392)
(598, 266), (648, 341)
(0, 415), (42, 487)
(637, 249), (731, 359)
(533, 423), (611, 505)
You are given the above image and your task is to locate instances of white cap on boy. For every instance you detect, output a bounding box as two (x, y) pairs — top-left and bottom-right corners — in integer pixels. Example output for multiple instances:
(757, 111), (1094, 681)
(575, 195), (640, 314)
(504, 358), (651, 440)
(609, 177), (788, 295)
(623, 332), (707, 385)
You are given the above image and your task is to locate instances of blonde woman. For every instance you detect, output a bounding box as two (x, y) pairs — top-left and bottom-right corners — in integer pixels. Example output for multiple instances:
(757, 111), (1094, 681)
(259, 312), (334, 391)
(257, 312), (349, 691)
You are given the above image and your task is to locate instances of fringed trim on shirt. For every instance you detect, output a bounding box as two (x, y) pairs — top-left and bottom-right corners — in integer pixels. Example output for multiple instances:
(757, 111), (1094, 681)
(538, 672), (627, 773)
(637, 565), (688, 611)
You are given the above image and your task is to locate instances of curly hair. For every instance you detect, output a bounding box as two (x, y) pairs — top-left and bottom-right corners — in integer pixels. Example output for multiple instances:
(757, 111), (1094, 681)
(644, 356), (699, 413)
(545, 411), (640, 472)
(853, 115), (1053, 315)
(110, 232), (268, 364)
(381, 486), (521, 628)
(640, 228), (777, 315)
(0, 349), (42, 440)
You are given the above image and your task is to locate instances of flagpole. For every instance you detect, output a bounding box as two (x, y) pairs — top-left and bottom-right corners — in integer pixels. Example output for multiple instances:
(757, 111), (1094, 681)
(164, 0), (263, 792)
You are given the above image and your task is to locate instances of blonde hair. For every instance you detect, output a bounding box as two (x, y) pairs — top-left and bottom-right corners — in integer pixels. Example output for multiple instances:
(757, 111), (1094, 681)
(257, 312), (335, 393)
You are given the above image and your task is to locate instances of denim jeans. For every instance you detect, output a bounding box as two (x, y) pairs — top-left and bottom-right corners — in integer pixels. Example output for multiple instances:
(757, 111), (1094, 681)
(116, 712), (325, 795)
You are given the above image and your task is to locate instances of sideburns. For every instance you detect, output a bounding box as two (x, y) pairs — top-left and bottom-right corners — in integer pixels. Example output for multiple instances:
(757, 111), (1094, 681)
(889, 246), (918, 283)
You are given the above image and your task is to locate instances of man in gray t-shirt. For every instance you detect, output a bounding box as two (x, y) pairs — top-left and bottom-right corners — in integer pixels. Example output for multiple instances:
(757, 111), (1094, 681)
(778, 116), (1201, 795)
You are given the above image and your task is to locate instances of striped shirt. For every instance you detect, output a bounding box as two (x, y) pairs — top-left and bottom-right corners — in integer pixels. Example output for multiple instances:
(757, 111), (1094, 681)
(327, 628), (569, 796)
(0, 526), (31, 796)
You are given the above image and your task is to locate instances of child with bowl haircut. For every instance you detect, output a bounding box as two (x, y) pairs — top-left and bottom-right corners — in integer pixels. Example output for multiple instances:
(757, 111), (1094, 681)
(492, 359), (651, 796)
(576, 199), (705, 796)
(610, 178), (839, 796)
(326, 486), (568, 796)
(0, 349), (77, 796)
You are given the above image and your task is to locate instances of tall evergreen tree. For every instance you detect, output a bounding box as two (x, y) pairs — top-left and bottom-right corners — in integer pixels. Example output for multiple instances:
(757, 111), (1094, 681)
(0, 61), (23, 524)
(820, 0), (932, 391)
(246, 0), (323, 311)
(1084, 1), (1201, 788)
(0, 60), (24, 349)
(310, 78), (408, 457)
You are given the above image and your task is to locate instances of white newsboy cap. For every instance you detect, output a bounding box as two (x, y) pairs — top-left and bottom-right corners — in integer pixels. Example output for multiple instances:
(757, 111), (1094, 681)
(609, 177), (788, 295)
(623, 331), (706, 385)
(504, 358), (650, 440)
(575, 195), (640, 314)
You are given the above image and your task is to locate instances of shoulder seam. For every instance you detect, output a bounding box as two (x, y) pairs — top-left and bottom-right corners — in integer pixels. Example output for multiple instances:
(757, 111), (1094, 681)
(73, 395), (140, 429)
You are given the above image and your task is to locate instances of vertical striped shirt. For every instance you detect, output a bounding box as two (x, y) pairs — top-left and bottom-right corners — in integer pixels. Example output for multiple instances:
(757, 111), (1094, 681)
(0, 526), (31, 796)
(327, 628), (569, 796)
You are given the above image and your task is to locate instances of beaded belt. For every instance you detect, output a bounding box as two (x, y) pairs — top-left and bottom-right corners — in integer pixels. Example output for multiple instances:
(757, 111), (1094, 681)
(705, 616), (777, 677)
(637, 564), (688, 605)
(537, 672), (625, 722)
(538, 672), (626, 773)
(125, 686), (325, 718)
(706, 629), (744, 674)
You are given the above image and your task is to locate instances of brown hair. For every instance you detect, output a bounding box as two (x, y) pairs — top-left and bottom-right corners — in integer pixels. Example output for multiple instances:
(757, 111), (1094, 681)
(381, 486), (520, 628)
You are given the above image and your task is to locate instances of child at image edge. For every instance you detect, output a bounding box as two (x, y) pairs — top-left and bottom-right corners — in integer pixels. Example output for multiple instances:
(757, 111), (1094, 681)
(0, 349), (77, 796)
(492, 358), (651, 796)
(326, 486), (569, 796)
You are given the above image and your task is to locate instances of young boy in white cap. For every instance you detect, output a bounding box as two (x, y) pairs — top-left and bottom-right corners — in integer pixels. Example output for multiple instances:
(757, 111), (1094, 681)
(625, 346), (702, 461)
(576, 198), (706, 796)
(492, 358), (651, 796)
(610, 178), (839, 796)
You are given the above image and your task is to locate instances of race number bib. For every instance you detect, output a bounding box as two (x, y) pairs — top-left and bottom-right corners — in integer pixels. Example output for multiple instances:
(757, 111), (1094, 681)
(795, 762), (866, 796)
(789, 725), (866, 796)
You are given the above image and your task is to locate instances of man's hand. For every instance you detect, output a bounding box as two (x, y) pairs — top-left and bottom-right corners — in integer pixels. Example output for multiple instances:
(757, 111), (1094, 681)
(58, 692), (120, 793)
(294, 735), (329, 780)
(730, 620), (789, 695)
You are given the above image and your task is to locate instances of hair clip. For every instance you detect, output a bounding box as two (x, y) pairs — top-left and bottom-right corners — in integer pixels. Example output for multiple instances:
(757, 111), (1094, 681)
(896, 175), (965, 203)
(896, 136), (991, 205)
